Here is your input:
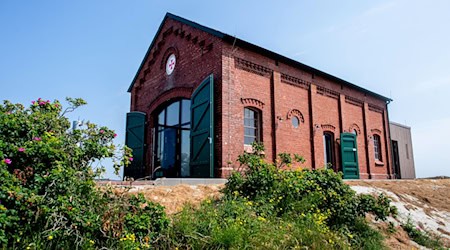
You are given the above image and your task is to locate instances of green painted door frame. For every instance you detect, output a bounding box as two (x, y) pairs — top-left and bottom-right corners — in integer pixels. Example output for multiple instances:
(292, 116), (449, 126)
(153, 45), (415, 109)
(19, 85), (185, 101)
(340, 133), (360, 179)
(190, 74), (214, 177)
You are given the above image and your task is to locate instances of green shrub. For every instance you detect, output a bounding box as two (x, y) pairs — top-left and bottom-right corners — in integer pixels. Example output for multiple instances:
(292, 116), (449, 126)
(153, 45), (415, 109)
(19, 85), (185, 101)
(402, 218), (444, 249)
(157, 197), (349, 249)
(223, 142), (396, 247)
(0, 98), (167, 249)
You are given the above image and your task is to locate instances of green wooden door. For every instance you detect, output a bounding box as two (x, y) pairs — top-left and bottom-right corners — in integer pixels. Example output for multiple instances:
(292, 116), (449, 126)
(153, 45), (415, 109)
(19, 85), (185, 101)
(340, 133), (359, 179)
(190, 74), (214, 177)
(124, 111), (146, 180)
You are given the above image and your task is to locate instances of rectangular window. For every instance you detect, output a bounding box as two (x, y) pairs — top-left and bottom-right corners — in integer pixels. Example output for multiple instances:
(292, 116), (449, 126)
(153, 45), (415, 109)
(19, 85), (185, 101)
(373, 135), (382, 161)
(244, 108), (260, 145)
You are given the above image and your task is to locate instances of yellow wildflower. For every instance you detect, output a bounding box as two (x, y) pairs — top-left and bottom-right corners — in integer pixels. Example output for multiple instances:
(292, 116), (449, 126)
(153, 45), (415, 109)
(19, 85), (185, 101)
(48, 235), (53, 240)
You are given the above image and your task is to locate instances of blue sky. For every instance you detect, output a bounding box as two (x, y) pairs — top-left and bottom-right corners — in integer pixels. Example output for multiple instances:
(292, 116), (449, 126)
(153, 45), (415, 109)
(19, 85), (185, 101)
(1, 0), (449, 179)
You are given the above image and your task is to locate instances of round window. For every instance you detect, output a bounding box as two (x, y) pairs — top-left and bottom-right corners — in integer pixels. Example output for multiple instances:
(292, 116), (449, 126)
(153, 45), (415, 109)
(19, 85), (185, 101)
(292, 116), (299, 128)
(165, 54), (176, 75)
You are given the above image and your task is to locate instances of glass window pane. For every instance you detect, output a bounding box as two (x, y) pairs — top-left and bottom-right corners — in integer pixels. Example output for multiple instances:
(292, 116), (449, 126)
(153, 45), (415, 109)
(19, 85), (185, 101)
(244, 108), (254, 118)
(156, 130), (164, 167)
(181, 99), (191, 125)
(158, 110), (165, 126)
(180, 130), (190, 177)
(292, 117), (299, 128)
(243, 108), (261, 144)
(245, 127), (255, 136)
(166, 101), (180, 126)
(244, 136), (255, 145)
(245, 118), (257, 127)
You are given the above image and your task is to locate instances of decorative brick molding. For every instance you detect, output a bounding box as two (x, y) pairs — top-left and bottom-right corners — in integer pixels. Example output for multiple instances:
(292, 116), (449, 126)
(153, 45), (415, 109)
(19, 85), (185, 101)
(147, 87), (193, 113)
(371, 128), (382, 135)
(240, 98), (265, 109)
(287, 109), (305, 123)
(345, 96), (364, 107)
(138, 25), (214, 84)
(348, 123), (361, 135)
(317, 86), (339, 99)
(280, 73), (311, 90)
(235, 57), (273, 78)
(321, 124), (336, 132)
(368, 104), (384, 113)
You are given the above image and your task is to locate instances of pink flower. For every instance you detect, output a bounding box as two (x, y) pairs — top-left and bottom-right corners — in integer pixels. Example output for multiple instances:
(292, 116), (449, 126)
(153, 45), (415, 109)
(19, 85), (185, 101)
(18, 147), (25, 152)
(4, 159), (11, 165)
(129, 157), (134, 162)
(39, 102), (45, 106)
(32, 101), (36, 104)
(113, 133), (117, 138)
(33, 137), (42, 141)
(46, 100), (50, 103)
(100, 130), (104, 134)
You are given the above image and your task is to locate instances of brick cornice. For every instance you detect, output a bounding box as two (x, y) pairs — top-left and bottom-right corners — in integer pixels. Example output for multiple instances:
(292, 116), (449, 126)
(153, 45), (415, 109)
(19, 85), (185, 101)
(235, 57), (272, 78)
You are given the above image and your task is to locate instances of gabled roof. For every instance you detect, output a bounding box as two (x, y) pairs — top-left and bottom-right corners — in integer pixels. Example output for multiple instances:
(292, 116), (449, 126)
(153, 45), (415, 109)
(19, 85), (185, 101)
(128, 12), (392, 102)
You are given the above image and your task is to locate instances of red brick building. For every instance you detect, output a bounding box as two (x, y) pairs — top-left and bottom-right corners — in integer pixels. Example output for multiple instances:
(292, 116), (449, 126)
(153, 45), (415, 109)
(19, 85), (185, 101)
(124, 13), (394, 180)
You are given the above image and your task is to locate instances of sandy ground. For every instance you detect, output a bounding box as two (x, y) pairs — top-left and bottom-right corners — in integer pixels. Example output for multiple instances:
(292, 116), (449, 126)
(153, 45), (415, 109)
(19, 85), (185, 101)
(126, 184), (224, 214)
(109, 179), (450, 249)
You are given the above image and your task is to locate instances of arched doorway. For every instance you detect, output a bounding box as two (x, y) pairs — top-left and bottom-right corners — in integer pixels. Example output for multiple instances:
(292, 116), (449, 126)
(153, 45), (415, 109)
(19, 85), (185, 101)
(154, 99), (191, 177)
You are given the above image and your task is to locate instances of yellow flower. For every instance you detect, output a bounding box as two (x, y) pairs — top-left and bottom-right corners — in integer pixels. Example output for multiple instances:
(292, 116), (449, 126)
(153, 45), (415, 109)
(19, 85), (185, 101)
(89, 240), (95, 245)
(48, 235), (53, 240)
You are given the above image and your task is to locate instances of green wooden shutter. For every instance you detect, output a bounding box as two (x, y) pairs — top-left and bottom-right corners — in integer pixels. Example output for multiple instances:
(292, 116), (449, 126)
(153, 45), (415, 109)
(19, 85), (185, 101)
(340, 133), (359, 179)
(124, 111), (146, 180)
(190, 74), (214, 177)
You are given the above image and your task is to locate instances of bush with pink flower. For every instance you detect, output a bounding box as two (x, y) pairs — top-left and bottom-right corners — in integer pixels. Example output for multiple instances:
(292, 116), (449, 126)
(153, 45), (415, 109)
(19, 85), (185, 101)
(0, 98), (166, 249)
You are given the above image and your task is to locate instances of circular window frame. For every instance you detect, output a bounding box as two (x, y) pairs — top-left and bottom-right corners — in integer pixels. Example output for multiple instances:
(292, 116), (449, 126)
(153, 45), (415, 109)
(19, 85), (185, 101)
(165, 54), (176, 76)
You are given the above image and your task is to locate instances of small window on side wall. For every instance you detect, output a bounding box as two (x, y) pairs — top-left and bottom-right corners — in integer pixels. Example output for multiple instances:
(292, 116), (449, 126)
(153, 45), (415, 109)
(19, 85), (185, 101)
(244, 107), (261, 145)
(373, 134), (382, 161)
(291, 116), (300, 128)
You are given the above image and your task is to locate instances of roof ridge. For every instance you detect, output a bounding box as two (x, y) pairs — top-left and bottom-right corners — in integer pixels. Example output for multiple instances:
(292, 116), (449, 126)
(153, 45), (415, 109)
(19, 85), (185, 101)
(127, 12), (392, 102)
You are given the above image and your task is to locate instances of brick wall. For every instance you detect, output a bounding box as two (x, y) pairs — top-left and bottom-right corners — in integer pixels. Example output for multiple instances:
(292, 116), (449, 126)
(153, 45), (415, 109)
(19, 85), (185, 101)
(220, 42), (393, 179)
(129, 16), (393, 179)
